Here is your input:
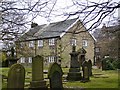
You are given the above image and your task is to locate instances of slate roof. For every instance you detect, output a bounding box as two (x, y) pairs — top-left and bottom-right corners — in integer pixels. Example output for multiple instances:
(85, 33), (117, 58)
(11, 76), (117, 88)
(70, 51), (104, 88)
(18, 18), (78, 42)
(18, 24), (46, 41)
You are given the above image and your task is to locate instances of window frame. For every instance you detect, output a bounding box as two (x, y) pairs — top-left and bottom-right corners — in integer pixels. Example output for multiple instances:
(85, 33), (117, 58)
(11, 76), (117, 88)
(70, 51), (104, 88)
(82, 39), (88, 47)
(29, 41), (34, 48)
(48, 38), (55, 46)
(28, 57), (32, 63)
(48, 56), (55, 63)
(38, 40), (43, 47)
(20, 57), (25, 63)
(71, 38), (77, 46)
(95, 47), (100, 52)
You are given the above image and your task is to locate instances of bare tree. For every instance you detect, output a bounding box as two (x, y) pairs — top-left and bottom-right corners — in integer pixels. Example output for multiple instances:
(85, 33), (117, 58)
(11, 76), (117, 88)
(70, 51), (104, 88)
(1, 0), (120, 37)
(0, 0), (53, 53)
(64, 0), (119, 31)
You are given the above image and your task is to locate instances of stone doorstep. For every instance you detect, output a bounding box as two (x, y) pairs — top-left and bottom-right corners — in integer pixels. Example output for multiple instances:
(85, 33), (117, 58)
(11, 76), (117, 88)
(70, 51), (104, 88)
(25, 82), (30, 87)
(25, 75), (31, 79)
(93, 73), (103, 75)
(26, 70), (48, 75)
(30, 80), (47, 88)
(93, 74), (109, 78)
(93, 76), (109, 78)
(63, 86), (85, 90)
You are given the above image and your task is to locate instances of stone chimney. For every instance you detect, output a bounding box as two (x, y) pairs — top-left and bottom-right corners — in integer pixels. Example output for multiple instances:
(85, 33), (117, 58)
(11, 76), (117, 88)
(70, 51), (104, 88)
(31, 22), (38, 28)
(102, 23), (106, 29)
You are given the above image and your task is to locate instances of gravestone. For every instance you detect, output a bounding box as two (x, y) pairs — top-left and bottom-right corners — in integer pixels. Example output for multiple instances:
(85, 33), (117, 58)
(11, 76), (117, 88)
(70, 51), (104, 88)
(81, 61), (90, 82)
(48, 62), (63, 89)
(77, 47), (87, 66)
(7, 64), (25, 89)
(88, 59), (92, 76)
(102, 59), (106, 70)
(30, 55), (47, 89)
(67, 45), (82, 81)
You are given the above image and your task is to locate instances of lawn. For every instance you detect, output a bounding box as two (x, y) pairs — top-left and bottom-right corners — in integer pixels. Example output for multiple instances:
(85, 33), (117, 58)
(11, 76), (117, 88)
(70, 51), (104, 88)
(0, 67), (119, 89)
(64, 70), (118, 89)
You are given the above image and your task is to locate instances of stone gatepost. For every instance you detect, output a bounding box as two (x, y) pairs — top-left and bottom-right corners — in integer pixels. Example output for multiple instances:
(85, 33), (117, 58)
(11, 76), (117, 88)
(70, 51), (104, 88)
(67, 45), (82, 81)
(30, 55), (47, 89)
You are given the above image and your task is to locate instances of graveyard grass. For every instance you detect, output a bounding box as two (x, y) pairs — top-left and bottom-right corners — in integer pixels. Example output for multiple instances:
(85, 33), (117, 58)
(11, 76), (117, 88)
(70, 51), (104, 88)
(1, 67), (119, 89)
(64, 68), (118, 89)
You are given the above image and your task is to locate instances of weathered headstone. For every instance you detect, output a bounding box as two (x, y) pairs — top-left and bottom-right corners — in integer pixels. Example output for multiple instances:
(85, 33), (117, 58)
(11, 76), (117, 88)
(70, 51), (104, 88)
(48, 62), (63, 89)
(30, 55), (47, 89)
(88, 59), (92, 76)
(7, 64), (25, 89)
(78, 47), (87, 66)
(67, 45), (82, 81)
(102, 59), (106, 70)
(81, 61), (90, 82)
(96, 57), (101, 69)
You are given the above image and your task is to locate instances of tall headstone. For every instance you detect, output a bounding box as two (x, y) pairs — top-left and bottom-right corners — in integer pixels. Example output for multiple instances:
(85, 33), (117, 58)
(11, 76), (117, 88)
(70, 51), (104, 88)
(88, 59), (92, 76)
(102, 59), (107, 70)
(30, 55), (47, 89)
(7, 64), (25, 89)
(81, 61), (90, 82)
(67, 45), (82, 81)
(96, 57), (101, 69)
(48, 62), (63, 89)
(78, 47), (86, 66)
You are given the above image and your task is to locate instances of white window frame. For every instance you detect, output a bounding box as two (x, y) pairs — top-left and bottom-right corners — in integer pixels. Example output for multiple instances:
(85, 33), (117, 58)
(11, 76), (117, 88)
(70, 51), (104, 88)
(29, 41), (34, 48)
(82, 39), (88, 47)
(20, 42), (24, 48)
(49, 38), (55, 46)
(95, 47), (100, 52)
(71, 38), (77, 46)
(38, 40), (43, 47)
(20, 57), (25, 63)
(48, 56), (55, 63)
(28, 57), (32, 63)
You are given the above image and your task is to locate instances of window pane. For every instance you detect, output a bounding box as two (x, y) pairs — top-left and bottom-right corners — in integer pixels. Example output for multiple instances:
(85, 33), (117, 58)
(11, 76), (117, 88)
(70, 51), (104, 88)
(48, 56), (55, 62)
(95, 48), (100, 52)
(29, 41), (34, 47)
(82, 39), (87, 47)
(20, 57), (25, 63)
(71, 39), (77, 46)
(28, 57), (32, 63)
(49, 38), (55, 46)
(38, 40), (43, 47)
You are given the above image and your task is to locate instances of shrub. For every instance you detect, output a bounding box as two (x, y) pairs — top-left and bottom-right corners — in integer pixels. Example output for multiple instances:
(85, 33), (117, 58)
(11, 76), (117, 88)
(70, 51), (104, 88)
(102, 58), (119, 70)
(102, 58), (115, 70)
(112, 59), (120, 69)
